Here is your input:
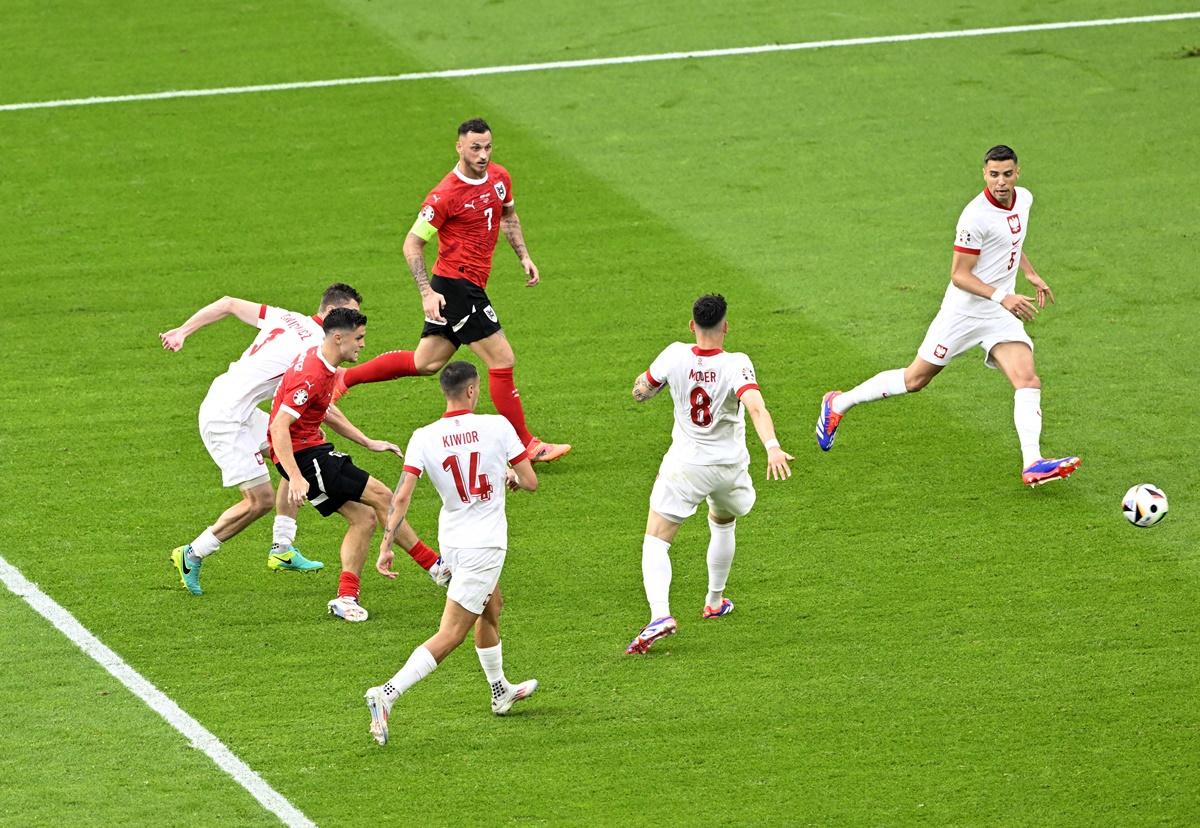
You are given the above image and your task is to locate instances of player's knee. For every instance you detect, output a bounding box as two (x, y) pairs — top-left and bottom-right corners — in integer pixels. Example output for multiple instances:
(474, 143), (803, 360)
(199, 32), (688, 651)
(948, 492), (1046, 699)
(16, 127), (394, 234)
(1017, 373), (1041, 390)
(245, 486), (274, 516)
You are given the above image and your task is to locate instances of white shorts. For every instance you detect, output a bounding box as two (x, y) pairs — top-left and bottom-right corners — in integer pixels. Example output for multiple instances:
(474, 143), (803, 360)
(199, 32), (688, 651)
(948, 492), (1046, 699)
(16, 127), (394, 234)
(198, 405), (271, 489)
(917, 308), (1033, 370)
(649, 456), (757, 524)
(444, 546), (505, 615)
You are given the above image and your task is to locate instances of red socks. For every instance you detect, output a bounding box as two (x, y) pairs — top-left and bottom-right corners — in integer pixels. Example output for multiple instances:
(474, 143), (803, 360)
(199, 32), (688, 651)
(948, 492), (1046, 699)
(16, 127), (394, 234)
(488, 367), (534, 446)
(338, 571), (361, 600)
(344, 350), (417, 389)
(405, 540), (439, 571)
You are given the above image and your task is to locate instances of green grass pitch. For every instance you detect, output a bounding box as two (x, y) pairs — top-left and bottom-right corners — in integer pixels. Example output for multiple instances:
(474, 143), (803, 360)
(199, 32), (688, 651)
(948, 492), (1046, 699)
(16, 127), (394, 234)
(2, 1), (1197, 825)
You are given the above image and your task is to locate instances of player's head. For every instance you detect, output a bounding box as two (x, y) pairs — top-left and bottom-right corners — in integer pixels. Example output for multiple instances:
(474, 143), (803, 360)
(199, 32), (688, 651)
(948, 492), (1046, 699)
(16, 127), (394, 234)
(318, 283), (363, 317)
(981, 145), (1020, 206)
(690, 293), (729, 339)
(439, 361), (480, 409)
(322, 307), (368, 364)
(456, 118), (493, 179)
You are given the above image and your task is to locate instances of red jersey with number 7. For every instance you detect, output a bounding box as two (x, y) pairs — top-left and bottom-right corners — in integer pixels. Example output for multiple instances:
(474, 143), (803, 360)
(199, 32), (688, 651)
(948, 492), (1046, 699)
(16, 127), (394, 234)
(416, 163), (515, 288)
(402, 411), (528, 550)
(268, 346), (337, 462)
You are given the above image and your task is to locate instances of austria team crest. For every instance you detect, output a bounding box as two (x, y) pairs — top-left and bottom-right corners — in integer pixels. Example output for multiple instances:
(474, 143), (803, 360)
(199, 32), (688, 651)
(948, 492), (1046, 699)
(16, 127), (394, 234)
(1007, 214), (1021, 234)
(493, 181), (507, 202)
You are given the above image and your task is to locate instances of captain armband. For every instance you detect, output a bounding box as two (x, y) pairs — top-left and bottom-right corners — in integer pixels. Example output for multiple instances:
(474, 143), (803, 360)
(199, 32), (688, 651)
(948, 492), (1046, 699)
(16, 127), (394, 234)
(409, 216), (438, 242)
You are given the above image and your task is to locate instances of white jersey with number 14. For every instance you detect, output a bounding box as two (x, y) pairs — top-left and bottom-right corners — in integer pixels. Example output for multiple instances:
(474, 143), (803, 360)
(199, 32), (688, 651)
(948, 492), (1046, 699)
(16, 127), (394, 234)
(645, 342), (759, 467)
(403, 412), (528, 550)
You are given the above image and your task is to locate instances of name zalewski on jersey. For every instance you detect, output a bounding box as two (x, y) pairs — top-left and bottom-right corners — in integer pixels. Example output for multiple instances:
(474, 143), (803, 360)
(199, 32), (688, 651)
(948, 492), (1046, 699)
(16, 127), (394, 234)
(645, 342), (760, 467)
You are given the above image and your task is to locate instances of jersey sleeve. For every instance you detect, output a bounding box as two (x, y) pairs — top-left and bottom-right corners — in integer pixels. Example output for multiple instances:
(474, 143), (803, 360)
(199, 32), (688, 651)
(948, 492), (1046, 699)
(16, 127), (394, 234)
(646, 343), (678, 388)
(501, 170), (514, 207)
(733, 354), (760, 398)
(417, 188), (449, 231)
(275, 368), (314, 421)
(500, 418), (528, 465)
(953, 205), (985, 255)
(402, 429), (426, 478)
(257, 304), (286, 330)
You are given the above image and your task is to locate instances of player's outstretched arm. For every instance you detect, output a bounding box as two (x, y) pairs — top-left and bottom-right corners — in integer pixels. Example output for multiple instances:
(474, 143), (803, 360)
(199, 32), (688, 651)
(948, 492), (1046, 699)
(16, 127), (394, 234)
(325, 405), (403, 456)
(500, 205), (539, 286)
(159, 295), (260, 351)
(378, 473), (417, 577)
(268, 411), (309, 505)
(740, 389), (793, 481)
(1019, 251), (1054, 308)
(632, 373), (664, 402)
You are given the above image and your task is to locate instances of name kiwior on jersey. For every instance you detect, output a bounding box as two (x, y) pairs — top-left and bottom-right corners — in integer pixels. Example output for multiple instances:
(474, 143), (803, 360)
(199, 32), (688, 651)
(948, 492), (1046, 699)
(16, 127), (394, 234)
(403, 412), (528, 550)
(944, 186), (1033, 319)
(203, 305), (325, 423)
(645, 342), (760, 466)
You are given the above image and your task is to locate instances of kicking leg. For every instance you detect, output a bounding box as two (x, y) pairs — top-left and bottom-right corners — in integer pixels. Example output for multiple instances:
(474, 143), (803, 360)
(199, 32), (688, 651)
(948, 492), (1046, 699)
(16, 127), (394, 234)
(990, 341), (1078, 485)
(817, 357), (942, 450)
(626, 510), (684, 654)
(469, 330), (570, 462)
(703, 510), (737, 618)
(327, 501), (375, 621)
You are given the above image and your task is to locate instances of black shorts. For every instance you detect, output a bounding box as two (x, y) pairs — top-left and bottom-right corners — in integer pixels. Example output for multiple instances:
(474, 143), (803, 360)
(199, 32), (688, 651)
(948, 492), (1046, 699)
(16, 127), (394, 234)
(276, 443), (369, 517)
(420, 274), (503, 347)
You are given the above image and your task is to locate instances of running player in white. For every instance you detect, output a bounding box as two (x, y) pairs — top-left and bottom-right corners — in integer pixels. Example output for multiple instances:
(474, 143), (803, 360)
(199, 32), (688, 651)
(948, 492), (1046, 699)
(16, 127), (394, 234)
(625, 294), (793, 655)
(815, 145), (1080, 486)
(365, 361), (538, 743)
(160, 284), (441, 594)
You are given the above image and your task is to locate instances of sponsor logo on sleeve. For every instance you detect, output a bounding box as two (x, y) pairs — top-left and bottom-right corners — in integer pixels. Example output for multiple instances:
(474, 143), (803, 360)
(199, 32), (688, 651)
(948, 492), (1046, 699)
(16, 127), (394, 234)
(742, 366), (756, 382)
(956, 229), (974, 245)
(292, 389), (309, 406)
(419, 205), (435, 222)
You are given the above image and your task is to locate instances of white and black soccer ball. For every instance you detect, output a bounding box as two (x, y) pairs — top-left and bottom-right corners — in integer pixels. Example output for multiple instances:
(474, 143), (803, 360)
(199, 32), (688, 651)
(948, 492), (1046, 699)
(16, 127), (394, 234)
(1122, 484), (1168, 527)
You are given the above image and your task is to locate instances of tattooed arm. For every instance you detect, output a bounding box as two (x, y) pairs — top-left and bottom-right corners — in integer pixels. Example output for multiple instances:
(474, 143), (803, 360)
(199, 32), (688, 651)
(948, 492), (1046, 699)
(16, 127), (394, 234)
(500, 204), (539, 287)
(632, 372), (665, 403)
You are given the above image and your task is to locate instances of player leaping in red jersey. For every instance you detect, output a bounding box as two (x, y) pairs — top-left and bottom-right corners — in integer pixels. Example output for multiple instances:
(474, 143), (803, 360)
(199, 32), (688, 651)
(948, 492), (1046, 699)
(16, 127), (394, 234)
(268, 308), (443, 623)
(335, 118), (570, 464)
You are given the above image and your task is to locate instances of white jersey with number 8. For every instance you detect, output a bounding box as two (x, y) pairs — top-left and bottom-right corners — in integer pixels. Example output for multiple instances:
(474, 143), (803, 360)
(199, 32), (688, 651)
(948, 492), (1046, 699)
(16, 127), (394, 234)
(403, 412), (528, 550)
(645, 342), (759, 467)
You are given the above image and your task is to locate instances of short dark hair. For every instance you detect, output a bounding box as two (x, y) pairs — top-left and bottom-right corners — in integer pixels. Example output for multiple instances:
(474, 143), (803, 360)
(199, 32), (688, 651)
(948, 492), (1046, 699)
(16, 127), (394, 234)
(692, 294), (727, 330)
(440, 361), (478, 398)
(319, 283), (362, 311)
(458, 118), (491, 137)
(983, 145), (1018, 165)
(323, 307), (367, 334)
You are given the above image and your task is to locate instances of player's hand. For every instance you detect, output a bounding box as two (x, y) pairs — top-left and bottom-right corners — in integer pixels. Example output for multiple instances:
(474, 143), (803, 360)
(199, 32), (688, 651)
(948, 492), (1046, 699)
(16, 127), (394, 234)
(422, 289), (447, 323)
(365, 439), (403, 457)
(1000, 293), (1039, 322)
(160, 329), (186, 351)
(766, 447), (794, 481)
(1025, 272), (1055, 308)
(506, 468), (519, 491)
(521, 256), (540, 287)
(287, 478), (310, 506)
(376, 544), (397, 579)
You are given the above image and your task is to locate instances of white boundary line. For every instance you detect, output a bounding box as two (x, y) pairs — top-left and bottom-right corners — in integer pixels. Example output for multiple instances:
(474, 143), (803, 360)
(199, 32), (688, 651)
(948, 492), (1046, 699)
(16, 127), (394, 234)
(0, 555), (315, 828)
(2, 11), (1198, 113)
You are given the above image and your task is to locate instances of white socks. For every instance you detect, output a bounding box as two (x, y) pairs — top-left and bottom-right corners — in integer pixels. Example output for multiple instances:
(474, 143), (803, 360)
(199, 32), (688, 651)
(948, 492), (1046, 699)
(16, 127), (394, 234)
(476, 642), (508, 686)
(189, 527), (221, 559)
(272, 516), (297, 548)
(1014, 387), (1043, 467)
(833, 368), (909, 414)
(382, 645), (438, 705)
(642, 535), (673, 620)
(705, 518), (736, 609)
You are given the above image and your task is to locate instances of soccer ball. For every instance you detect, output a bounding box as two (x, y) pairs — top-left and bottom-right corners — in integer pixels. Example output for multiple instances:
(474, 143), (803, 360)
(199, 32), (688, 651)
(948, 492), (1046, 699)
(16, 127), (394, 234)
(1122, 484), (1168, 527)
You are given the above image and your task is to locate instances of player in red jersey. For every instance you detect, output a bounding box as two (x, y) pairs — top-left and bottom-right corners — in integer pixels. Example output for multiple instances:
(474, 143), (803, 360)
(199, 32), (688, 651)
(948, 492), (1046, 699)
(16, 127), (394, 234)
(267, 308), (442, 623)
(336, 118), (570, 463)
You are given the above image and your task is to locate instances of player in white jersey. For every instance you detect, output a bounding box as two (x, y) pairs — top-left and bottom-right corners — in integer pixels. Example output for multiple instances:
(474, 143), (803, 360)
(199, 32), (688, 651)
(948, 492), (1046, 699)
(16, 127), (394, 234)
(161, 283), (441, 594)
(625, 295), (793, 655)
(816, 146), (1080, 487)
(364, 362), (538, 742)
